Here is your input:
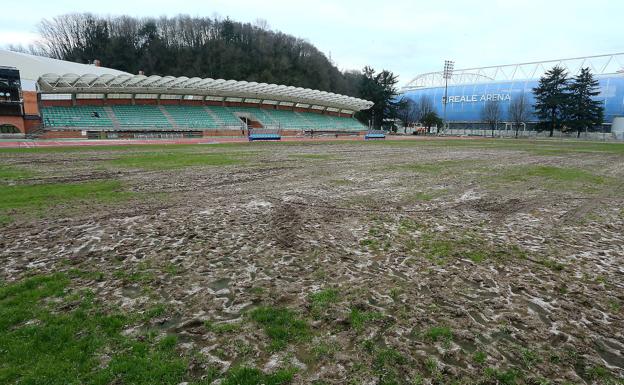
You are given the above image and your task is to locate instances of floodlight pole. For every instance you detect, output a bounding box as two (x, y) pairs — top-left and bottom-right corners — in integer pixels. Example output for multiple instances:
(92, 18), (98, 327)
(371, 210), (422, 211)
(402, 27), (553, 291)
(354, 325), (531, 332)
(442, 60), (454, 134)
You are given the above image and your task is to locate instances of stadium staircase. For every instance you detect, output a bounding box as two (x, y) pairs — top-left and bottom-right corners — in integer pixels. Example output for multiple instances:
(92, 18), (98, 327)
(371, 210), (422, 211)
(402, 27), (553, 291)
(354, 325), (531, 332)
(103, 106), (121, 130)
(158, 106), (181, 130)
(206, 106), (244, 128)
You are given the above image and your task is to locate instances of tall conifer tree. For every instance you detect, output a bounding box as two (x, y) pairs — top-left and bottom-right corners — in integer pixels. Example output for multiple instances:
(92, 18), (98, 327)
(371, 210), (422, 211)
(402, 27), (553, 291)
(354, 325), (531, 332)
(533, 66), (569, 137)
(565, 67), (604, 138)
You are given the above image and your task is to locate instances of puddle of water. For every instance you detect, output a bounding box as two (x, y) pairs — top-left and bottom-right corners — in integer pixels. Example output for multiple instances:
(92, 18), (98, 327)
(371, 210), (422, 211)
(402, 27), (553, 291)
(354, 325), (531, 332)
(456, 338), (478, 354)
(528, 301), (552, 327)
(209, 278), (230, 291)
(122, 286), (142, 299)
(595, 339), (624, 369)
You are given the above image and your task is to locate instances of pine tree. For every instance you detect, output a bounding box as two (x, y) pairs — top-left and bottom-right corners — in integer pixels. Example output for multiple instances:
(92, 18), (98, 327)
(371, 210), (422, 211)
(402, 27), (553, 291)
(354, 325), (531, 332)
(533, 66), (569, 137)
(357, 67), (399, 129)
(564, 67), (604, 138)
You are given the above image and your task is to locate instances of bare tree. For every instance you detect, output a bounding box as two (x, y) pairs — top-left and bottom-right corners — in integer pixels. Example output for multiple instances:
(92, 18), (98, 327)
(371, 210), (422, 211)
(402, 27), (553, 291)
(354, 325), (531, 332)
(508, 94), (530, 138)
(481, 100), (501, 137)
(415, 95), (434, 123)
(396, 98), (418, 133)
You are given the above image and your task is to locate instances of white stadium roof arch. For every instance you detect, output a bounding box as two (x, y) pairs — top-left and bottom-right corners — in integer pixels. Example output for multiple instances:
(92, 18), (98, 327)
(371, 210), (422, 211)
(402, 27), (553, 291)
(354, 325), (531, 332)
(402, 52), (624, 91)
(0, 49), (128, 91)
(2, 49), (372, 112)
(37, 73), (373, 112)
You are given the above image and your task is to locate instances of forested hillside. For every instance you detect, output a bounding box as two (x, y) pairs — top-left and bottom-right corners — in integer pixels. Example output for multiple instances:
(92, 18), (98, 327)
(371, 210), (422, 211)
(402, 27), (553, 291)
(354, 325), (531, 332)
(34, 14), (363, 96)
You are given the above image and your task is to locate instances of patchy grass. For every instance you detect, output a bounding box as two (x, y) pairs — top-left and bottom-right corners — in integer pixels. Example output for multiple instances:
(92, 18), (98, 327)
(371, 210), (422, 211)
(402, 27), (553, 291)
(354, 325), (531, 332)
(328, 178), (354, 186)
(0, 274), (191, 385)
(109, 152), (244, 170)
(402, 191), (436, 202)
(424, 326), (453, 342)
(536, 257), (565, 271)
(113, 269), (156, 284)
(0, 165), (35, 181)
(309, 288), (339, 307)
(495, 165), (610, 192)
(473, 351), (488, 365)
(311, 341), (337, 360)
(289, 154), (335, 160)
(204, 320), (242, 334)
(249, 307), (310, 351)
(0, 180), (131, 223)
(349, 308), (383, 331)
(0, 273), (297, 385)
(398, 160), (466, 174)
(0, 180), (128, 211)
(484, 367), (522, 385)
(221, 367), (295, 385)
(372, 347), (408, 385)
(418, 231), (526, 265)
(309, 288), (339, 318)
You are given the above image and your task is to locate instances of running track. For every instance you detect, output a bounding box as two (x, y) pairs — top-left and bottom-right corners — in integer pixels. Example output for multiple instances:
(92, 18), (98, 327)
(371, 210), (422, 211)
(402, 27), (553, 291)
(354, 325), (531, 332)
(0, 135), (462, 149)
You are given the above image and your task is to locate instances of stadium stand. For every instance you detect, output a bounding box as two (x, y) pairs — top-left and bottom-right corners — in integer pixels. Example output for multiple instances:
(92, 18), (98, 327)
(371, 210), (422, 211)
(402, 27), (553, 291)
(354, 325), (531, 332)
(207, 106), (245, 127)
(41, 106), (112, 128)
(263, 109), (314, 129)
(40, 105), (367, 133)
(164, 106), (220, 128)
(111, 106), (170, 129)
(2, 51), (374, 138)
(229, 106), (278, 127)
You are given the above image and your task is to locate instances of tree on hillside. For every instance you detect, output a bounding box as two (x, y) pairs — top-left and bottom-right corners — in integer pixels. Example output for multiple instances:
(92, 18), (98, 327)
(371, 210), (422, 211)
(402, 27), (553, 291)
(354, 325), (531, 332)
(32, 13), (364, 97)
(508, 94), (530, 138)
(564, 67), (604, 138)
(533, 66), (569, 137)
(481, 100), (501, 137)
(421, 111), (443, 133)
(357, 67), (399, 129)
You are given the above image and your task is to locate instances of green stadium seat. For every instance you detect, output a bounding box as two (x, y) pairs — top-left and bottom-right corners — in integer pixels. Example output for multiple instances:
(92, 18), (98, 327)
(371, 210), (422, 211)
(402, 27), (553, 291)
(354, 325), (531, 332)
(111, 106), (169, 128)
(41, 106), (112, 128)
(164, 106), (220, 128)
(207, 106), (244, 127)
(40, 105), (367, 132)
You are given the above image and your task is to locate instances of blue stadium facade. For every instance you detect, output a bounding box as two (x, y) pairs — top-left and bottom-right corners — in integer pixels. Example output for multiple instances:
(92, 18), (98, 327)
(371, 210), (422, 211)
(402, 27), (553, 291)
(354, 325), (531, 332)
(399, 54), (624, 126)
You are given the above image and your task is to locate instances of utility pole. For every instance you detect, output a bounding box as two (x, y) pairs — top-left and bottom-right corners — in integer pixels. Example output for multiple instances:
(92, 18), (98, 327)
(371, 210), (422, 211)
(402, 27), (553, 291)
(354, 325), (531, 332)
(442, 60), (455, 134)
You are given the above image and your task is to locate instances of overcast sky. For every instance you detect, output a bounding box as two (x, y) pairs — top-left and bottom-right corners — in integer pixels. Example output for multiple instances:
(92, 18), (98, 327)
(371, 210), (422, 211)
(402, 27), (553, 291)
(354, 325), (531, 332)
(2, 0), (622, 85)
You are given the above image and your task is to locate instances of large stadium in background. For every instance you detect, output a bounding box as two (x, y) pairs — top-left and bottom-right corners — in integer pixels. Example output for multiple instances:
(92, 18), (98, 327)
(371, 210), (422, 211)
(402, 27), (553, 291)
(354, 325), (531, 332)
(0, 50), (372, 139)
(400, 53), (624, 130)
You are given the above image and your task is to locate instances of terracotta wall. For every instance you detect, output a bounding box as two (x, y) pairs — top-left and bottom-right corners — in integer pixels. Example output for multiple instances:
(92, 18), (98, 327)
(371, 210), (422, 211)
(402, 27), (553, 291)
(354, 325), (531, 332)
(0, 116), (25, 133)
(181, 100), (204, 106)
(159, 99), (181, 105)
(134, 99), (158, 105)
(106, 99), (133, 105)
(23, 91), (39, 115)
(40, 130), (84, 139)
(24, 117), (42, 133)
(76, 99), (105, 106)
(41, 100), (72, 107)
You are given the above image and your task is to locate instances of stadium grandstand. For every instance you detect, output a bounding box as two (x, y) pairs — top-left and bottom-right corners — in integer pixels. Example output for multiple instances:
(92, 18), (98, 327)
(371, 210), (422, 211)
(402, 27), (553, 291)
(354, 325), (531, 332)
(399, 53), (624, 135)
(0, 49), (372, 139)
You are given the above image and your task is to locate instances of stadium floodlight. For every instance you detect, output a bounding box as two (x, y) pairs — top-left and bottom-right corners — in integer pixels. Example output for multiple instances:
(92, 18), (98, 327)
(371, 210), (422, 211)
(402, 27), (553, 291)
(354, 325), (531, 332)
(442, 60), (455, 132)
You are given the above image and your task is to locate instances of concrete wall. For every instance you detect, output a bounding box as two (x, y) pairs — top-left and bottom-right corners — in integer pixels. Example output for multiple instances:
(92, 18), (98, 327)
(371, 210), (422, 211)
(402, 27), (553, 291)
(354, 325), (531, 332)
(443, 128), (620, 141)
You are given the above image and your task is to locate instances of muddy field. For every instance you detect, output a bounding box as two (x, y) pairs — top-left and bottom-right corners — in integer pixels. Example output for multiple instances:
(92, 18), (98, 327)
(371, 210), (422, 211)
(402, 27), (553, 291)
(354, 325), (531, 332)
(1, 139), (623, 385)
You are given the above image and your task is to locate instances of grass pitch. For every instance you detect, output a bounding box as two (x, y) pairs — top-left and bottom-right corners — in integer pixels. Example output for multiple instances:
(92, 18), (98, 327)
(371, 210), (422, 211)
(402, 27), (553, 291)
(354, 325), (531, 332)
(1, 138), (623, 385)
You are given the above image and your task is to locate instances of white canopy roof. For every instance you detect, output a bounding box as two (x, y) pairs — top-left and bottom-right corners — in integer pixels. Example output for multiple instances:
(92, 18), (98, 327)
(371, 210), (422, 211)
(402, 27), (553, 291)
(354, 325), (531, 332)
(37, 73), (373, 111)
(0, 49), (128, 91)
